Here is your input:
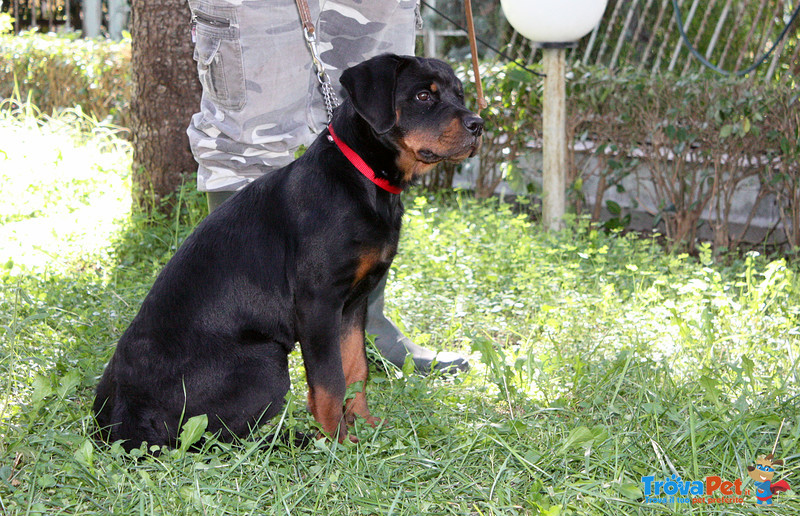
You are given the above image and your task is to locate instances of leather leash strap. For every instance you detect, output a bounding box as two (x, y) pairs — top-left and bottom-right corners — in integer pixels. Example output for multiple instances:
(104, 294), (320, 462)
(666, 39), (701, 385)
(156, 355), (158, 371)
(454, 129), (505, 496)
(294, 0), (314, 35)
(294, 0), (340, 122)
(464, 0), (487, 110)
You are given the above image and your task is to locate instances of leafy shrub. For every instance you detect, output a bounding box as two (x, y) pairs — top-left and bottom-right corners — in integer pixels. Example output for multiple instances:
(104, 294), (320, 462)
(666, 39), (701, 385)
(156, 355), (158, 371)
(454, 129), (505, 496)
(570, 69), (799, 253)
(761, 89), (800, 248)
(0, 32), (131, 125)
(458, 60), (541, 198)
(0, 13), (13, 34)
(454, 61), (799, 253)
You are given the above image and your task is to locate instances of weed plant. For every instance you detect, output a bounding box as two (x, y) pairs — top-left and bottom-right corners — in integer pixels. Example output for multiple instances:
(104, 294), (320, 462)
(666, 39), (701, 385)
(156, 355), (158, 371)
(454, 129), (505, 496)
(1, 105), (799, 514)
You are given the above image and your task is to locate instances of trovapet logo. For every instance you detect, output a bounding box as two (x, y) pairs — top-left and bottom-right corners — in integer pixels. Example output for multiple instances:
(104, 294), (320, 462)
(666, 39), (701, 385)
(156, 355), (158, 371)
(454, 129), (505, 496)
(641, 453), (791, 506)
(747, 454), (791, 505)
(641, 475), (746, 505)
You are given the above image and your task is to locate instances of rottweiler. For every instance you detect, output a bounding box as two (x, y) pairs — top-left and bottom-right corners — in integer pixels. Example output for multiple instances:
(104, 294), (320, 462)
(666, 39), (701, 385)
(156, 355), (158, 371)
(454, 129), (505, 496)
(93, 54), (483, 449)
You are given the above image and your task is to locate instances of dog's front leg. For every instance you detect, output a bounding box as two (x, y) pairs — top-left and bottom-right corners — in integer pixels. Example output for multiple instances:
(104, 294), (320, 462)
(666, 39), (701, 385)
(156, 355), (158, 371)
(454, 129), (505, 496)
(297, 299), (353, 443)
(340, 299), (380, 428)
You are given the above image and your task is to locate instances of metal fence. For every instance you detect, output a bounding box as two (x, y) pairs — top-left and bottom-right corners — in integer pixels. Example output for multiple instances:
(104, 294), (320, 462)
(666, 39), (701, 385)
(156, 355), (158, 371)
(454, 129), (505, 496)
(5, 0), (799, 81)
(422, 0), (800, 81)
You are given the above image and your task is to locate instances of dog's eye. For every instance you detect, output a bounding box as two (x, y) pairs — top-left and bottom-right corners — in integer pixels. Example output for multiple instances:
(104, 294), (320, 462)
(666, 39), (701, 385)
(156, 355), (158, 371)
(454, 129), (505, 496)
(416, 91), (431, 102)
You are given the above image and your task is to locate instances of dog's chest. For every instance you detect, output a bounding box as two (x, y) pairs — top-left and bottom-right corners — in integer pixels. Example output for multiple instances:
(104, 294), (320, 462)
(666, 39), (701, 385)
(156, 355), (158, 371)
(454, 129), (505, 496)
(353, 243), (397, 287)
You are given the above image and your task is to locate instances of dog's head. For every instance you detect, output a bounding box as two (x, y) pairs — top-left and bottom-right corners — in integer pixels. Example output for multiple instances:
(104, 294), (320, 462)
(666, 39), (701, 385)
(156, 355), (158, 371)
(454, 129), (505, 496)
(340, 54), (483, 182)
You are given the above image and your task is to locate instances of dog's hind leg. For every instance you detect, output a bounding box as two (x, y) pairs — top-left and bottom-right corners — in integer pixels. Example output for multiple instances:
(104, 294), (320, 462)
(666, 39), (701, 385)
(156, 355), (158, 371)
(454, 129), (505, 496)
(94, 393), (176, 452)
(188, 341), (292, 442)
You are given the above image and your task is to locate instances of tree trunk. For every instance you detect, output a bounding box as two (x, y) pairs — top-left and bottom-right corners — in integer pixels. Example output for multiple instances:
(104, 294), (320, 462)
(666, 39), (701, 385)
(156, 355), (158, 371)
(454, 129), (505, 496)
(129, 0), (201, 211)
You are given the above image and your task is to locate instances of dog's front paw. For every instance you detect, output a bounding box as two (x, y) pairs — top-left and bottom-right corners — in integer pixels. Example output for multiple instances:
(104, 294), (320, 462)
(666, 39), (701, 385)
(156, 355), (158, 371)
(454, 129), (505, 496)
(364, 416), (382, 428)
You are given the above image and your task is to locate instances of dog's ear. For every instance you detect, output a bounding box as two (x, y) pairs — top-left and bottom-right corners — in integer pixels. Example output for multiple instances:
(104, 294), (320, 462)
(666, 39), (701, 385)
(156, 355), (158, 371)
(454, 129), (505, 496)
(747, 465), (756, 472)
(773, 459), (784, 466)
(341, 54), (405, 134)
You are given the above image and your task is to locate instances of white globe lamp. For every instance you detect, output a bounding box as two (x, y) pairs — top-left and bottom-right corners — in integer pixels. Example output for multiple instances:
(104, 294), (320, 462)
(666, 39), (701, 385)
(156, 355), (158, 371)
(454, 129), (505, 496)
(500, 0), (609, 44)
(501, 0), (608, 230)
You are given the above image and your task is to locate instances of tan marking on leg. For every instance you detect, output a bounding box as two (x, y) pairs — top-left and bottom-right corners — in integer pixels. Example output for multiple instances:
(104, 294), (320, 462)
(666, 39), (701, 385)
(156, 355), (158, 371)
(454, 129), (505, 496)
(353, 249), (381, 287)
(340, 323), (376, 426)
(307, 385), (350, 442)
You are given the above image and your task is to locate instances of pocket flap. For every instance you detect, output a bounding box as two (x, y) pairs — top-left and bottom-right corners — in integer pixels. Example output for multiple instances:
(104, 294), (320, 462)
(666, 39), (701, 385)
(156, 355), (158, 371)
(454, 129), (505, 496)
(193, 33), (222, 66)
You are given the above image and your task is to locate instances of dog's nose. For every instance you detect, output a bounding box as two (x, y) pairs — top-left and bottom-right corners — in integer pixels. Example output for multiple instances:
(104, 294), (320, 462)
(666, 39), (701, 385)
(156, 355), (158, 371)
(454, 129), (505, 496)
(463, 115), (484, 137)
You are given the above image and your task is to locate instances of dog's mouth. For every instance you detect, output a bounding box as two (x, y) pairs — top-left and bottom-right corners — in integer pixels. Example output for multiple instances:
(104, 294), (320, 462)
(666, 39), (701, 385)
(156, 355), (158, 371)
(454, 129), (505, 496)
(417, 137), (482, 164)
(395, 128), (482, 182)
(417, 149), (444, 163)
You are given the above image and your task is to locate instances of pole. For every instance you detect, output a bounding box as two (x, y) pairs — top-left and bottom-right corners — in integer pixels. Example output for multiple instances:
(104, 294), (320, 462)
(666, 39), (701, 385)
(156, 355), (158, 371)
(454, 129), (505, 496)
(541, 44), (569, 231)
(83, 0), (102, 37)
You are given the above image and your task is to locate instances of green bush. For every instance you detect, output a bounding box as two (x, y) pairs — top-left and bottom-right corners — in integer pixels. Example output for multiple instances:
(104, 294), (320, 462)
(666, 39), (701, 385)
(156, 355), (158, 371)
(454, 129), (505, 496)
(0, 32), (131, 125)
(467, 61), (541, 198)
(568, 68), (799, 252)
(457, 61), (799, 253)
(0, 13), (13, 34)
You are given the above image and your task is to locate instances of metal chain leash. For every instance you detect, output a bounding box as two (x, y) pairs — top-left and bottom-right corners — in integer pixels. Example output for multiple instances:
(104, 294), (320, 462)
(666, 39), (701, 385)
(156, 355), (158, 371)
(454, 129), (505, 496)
(303, 26), (340, 123)
(319, 79), (340, 124)
(296, 0), (340, 123)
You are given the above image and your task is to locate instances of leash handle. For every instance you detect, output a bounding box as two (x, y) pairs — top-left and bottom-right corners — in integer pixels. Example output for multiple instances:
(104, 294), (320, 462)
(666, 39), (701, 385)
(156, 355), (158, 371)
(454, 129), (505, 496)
(464, 0), (487, 110)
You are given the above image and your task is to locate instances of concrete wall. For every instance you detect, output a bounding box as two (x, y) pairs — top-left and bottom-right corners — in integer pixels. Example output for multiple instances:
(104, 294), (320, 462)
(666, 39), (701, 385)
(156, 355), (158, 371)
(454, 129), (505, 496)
(452, 147), (787, 243)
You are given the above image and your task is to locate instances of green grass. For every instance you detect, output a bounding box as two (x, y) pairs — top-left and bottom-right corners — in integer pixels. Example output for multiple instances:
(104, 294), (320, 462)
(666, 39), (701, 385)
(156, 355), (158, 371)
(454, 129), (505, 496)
(1, 104), (799, 515)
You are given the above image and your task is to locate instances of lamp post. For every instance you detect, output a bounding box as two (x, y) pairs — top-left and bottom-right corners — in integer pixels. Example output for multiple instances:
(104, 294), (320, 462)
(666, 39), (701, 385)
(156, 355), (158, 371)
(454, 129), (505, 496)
(500, 0), (608, 231)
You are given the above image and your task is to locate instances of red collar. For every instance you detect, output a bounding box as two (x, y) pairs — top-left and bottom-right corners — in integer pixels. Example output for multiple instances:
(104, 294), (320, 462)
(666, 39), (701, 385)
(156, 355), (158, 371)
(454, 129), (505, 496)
(327, 125), (403, 195)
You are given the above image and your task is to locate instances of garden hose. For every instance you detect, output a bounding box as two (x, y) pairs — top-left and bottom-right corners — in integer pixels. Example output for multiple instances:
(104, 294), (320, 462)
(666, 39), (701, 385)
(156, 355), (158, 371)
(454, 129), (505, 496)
(671, 0), (800, 77)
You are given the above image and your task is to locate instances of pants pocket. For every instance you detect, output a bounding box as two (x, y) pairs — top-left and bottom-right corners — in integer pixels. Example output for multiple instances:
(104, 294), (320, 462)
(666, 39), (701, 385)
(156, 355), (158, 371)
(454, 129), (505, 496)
(189, 1), (246, 111)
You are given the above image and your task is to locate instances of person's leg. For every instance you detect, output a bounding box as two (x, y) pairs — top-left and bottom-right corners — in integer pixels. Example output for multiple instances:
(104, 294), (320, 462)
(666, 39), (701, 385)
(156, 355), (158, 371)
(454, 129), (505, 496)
(187, 0), (318, 195)
(365, 273), (469, 373)
(315, 0), (469, 373)
(206, 190), (235, 212)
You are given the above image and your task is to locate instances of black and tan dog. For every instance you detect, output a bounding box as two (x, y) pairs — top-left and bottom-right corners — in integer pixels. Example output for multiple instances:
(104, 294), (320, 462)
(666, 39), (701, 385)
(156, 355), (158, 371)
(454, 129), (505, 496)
(93, 54), (483, 449)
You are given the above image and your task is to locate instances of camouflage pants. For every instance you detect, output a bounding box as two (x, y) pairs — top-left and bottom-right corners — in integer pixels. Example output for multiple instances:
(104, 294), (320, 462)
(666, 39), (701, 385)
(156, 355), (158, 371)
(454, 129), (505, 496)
(186, 0), (420, 192)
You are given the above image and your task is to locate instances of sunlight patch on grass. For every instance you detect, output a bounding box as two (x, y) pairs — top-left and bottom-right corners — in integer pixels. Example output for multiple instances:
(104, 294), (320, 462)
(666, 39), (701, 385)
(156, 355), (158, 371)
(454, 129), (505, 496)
(0, 105), (131, 272)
